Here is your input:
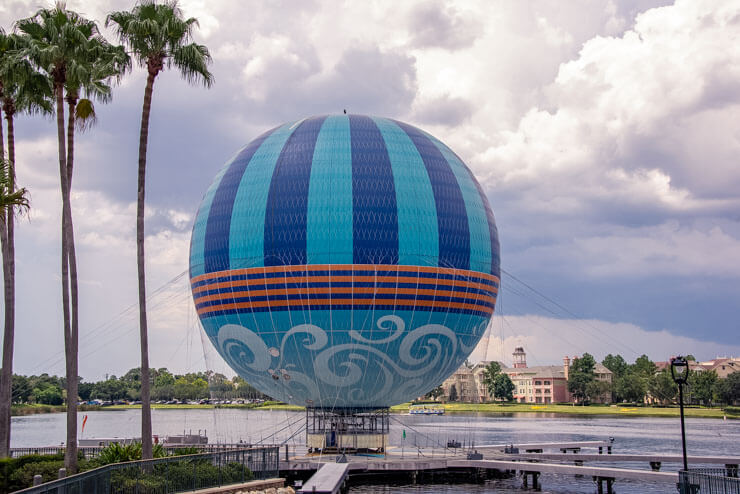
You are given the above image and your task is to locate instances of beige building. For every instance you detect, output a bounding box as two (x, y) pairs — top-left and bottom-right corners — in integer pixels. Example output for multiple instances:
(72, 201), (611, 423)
(441, 347), (613, 404)
(698, 357), (740, 378)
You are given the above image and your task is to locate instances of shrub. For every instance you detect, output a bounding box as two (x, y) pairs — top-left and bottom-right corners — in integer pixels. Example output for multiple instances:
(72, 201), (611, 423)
(90, 441), (167, 467)
(7, 460), (64, 492)
(0, 453), (66, 493)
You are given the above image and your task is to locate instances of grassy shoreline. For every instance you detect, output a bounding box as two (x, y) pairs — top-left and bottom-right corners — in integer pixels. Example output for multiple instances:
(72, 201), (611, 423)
(391, 402), (736, 419)
(11, 404), (103, 416)
(11, 402), (736, 419)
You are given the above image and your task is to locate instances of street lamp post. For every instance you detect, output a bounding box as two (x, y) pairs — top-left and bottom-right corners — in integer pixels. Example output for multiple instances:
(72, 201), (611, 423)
(671, 356), (690, 472)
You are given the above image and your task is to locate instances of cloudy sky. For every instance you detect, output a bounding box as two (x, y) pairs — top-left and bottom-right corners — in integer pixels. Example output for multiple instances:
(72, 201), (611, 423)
(1, 0), (739, 380)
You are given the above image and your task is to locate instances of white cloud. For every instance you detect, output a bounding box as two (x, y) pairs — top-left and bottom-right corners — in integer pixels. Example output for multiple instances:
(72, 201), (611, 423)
(478, 0), (740, 210)
(470, 314), (740, 366)
(3, 0), (739, 381)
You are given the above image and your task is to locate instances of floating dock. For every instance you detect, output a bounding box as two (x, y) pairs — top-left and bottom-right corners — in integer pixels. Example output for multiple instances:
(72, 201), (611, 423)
(282, 439), (740, 494)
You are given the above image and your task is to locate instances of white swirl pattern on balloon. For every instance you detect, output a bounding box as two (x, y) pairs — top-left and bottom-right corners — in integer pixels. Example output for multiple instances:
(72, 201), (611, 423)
(214, 315), (480, 407)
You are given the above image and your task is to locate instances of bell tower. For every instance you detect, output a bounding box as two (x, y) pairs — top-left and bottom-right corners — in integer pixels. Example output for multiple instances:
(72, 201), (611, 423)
(513, 347), (527, 369)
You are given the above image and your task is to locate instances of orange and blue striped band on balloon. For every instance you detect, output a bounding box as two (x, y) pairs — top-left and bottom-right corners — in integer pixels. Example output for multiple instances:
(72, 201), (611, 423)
(191, 264), (499, 319)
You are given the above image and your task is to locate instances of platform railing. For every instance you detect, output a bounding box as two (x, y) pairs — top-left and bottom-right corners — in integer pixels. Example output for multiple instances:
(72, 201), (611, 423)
(13, 446), (279, 494)
(9, 443), (273, 459)
(679, 467), (740, 494)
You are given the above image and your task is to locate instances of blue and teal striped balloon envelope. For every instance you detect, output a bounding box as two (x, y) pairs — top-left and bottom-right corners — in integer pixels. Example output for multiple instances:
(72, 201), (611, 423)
(190, 115), (500, 408)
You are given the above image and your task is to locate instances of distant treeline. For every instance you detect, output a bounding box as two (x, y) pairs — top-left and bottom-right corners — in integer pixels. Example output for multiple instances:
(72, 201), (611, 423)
(10, 368), (270, 405)
(596, 353), (739, 406)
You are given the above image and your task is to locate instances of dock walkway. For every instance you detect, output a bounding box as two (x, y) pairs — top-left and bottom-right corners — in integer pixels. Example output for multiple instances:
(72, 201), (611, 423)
(298, 463), (349, 494)
(282, 457), (677, 484)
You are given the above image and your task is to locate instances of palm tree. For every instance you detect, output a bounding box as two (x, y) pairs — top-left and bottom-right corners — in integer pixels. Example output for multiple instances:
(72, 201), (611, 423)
(106, 0), (213, 460)
(0, 157), (30, 453)
(0, 31), (52, 457)
(17, 4), (125, 471)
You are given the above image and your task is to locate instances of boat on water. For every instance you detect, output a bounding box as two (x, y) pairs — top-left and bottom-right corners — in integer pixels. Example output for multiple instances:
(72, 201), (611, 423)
(408, 404), (444, 415)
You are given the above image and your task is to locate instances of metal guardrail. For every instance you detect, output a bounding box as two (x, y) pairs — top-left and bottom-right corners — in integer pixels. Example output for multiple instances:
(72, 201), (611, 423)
(679, 467), (740, 494)
(13, 446), (279, 494)
(9, 444), (272, 459)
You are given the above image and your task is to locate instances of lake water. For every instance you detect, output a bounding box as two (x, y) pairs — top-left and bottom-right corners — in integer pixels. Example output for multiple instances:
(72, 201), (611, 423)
(11, 409), (740, 493)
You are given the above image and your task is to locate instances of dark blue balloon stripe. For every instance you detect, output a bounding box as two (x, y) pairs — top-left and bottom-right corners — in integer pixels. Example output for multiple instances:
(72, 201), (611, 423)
(475, 180), (500, 278)
(394, 121), (470, 270)
(264, 116), (327, 266)
(202, 126), (279, 273)
(350, 116), (399, 264)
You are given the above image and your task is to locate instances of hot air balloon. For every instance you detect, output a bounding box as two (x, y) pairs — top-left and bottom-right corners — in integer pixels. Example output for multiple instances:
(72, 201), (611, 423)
(190, 114), (499, 451)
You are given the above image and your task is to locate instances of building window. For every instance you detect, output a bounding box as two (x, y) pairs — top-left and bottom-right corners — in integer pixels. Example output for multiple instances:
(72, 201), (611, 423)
(535, 381), (542, 385)
(535, 389), (541, 394)
(544, 381), (550, 385)
(545, 397), (551, 404)
(544, 389), (550, 393)
(536, 397), (542, 403)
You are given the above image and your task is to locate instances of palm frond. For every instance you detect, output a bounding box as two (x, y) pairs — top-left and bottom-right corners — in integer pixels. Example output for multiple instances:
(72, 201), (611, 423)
(74, 97), (97, 132)
(0, 158), (30, 218)
(172, 43), (213, 87)
(106, 0), (213, 85)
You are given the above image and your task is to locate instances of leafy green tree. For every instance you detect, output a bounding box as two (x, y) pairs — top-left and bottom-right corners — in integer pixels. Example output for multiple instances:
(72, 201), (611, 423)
(233, 377), (267, 400)
(106, 0), (213, 460)
(690, 370), (718, 407)
(632, 354), (657, 378)
(78, 381), (94, 401)
(208, 373), (235, 398)
(121, 368), (141, 387)
(11, 374), (31, 403)
(568, 353), (596, 404)
(424, 385), (444, 400)
(93, 377), (129, 401)
(481, 361), (501, 401)
(615, 371), (646, 403)
(602, 354), (628, 378)
(586, 380), (612, 403)
(493, 374), (515, 401)
(717, 372), (740, 405)
(448, 384), (458, 402)
(648, 370), (677, 405)
(35, 386), (63, 405)
(153, 368), (175, 388)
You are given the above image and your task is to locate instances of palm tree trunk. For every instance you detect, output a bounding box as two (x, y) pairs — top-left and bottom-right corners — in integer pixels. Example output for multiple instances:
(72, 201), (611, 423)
(0, 103), (10, 458)
(64, 97), (79, 472)
(0, 110), (16, 457)
(138, 69), (157, 461)
(55, 82), (77, 473)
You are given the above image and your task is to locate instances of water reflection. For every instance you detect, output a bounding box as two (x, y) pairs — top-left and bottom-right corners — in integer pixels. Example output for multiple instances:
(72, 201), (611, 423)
(11, 410), (739, 493)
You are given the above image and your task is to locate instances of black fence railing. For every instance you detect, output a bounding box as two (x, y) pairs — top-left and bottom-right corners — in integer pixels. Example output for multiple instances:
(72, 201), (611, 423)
(13, 447), (279, 494)
(679, 467), (740, 494)
(9, 444), (273, 459)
